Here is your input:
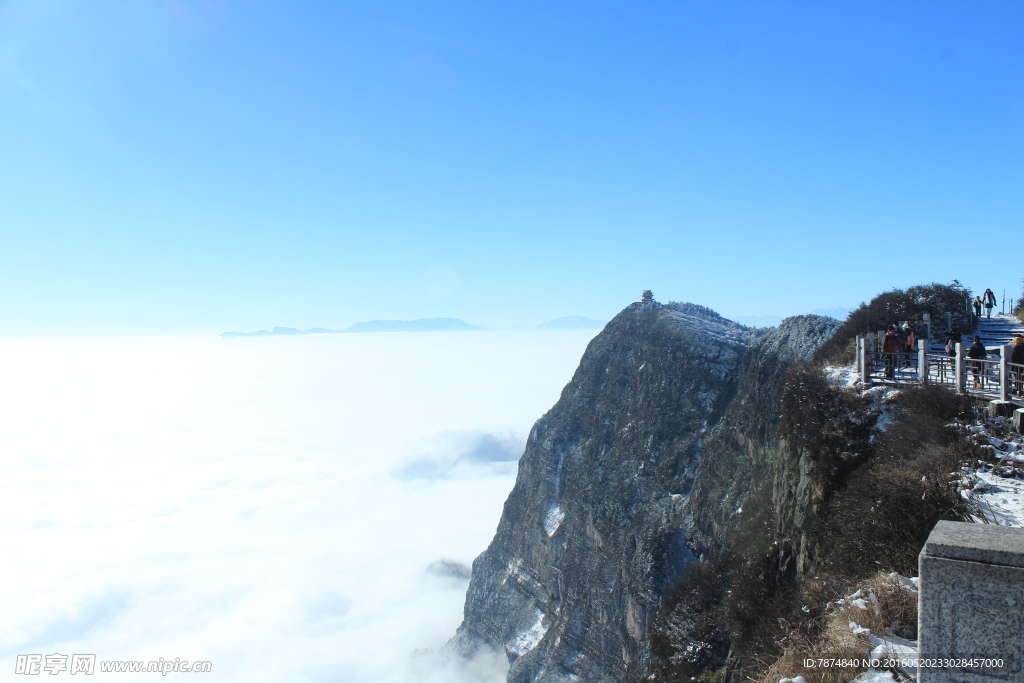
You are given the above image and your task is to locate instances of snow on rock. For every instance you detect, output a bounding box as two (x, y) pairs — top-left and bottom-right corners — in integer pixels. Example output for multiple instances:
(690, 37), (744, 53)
(956, 415), (1024, 527)
(889, 573), (919, 593)
(852, 670), (897, 683)
(824, 364), (860, 389)
(543, 505), (566, 537)
(507, 607), (549, 656)
(863, 385), (900, 437)
(850, 621), (871, 635)
(867, 633), (916, 661)
(967, 468), (1024, 527)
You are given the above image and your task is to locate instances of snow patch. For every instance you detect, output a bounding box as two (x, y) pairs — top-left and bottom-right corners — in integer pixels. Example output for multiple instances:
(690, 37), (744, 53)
(544, 506), (565, 537)
(852, 671), (897, 683)
(862, 385), (900, 438)
(824, 364), (860, 389)
(967, 468), (1024, 527)
(507, 608), (548, 656)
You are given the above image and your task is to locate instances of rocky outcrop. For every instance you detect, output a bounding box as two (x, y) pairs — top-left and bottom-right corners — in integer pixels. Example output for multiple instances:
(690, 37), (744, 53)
(450, 302), (761, 682)
(687, 315), (843, 575)
(450, 304), (842, 683)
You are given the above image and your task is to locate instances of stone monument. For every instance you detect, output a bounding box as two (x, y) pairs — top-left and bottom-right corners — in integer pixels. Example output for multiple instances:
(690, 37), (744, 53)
(919, 521), (1024, 682)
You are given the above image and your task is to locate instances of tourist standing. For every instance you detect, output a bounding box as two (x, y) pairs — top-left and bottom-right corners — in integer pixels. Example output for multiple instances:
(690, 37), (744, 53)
(967, 336), (987, 388)
(944, 332), (964, 382)
(882, 326), (900, 379)
(901, 322), (915, 349)
(1010, 337), (1024, 395)
(983, 289), (997, 318)
(973, 296), (982, 319)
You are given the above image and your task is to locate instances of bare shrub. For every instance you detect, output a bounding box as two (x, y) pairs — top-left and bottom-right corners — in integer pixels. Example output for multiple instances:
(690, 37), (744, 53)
(648, 553), (803, 683)
(648, 558), (731, 682)
(811, 385), (982, 578)
(780, 365), (874, 497)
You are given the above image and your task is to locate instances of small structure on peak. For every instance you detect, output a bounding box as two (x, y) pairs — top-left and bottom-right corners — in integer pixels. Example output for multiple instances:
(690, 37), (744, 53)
(641, 290), (654, 304)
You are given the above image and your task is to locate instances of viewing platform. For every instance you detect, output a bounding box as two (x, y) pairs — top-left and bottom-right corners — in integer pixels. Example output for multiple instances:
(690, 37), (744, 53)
(857, 314), (1024, 408)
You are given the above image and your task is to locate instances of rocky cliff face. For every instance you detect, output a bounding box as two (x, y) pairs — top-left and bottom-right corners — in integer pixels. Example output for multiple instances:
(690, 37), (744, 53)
(450, 302), (762, 682)
(450, 303), (840, 682)
(687, 315), (842, 575)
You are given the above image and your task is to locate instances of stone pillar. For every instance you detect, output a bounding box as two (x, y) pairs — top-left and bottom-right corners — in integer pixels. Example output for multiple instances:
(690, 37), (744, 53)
(1002, 345), (1011, 402)
(956, 343), (966, 394)
(923, 312), (932, 344)
(989, 400), (1016, 418)
(919, 344), (928, 385)
(855, 335), (863, 374)
(860, 336), (870, 385)
(1014, 408), (1024, 432)
(945, 312), (952, 333)
(919, 521), (1024, 682)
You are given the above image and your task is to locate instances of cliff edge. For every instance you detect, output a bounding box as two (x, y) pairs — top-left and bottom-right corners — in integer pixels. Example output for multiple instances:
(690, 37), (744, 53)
(450, 301), (763, 682)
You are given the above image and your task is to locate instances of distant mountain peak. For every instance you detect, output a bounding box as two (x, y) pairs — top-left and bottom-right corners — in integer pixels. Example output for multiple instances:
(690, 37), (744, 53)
(221, 317), (483, 337)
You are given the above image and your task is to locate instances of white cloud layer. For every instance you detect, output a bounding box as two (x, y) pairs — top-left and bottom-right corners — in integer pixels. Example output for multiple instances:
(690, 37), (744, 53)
(0, 330), (597, 682)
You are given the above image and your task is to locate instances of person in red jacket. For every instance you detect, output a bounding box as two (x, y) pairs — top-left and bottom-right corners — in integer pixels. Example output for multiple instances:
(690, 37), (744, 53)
(882, 325), (900, 378)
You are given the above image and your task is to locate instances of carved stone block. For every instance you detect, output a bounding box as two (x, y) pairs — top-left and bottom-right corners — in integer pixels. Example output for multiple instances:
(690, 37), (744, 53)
(919, 521), (1024, 682)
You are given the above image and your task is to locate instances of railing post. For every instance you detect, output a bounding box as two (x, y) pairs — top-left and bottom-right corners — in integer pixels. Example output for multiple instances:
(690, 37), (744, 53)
(860, 335), (870, 385)
(855, 335), (862, 374)
(955, 343), (966, 394)
(922, 313), (931, 345)
(919, 522), (1024, 683)
(1001, 345), (1010, 402)
(918, 344), (927, 385)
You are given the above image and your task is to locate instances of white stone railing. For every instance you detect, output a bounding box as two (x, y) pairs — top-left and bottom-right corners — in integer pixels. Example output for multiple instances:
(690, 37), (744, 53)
(856, 335), (1019, 403)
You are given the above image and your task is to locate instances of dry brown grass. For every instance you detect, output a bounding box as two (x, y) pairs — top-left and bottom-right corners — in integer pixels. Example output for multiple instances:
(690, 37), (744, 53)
(758, 573), (918, 683)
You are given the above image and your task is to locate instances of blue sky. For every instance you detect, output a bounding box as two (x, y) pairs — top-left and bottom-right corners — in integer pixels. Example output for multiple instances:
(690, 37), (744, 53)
(1, 1), (1021, 335)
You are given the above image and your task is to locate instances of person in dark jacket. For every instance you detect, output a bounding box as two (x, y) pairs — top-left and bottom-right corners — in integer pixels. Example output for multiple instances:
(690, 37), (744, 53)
(967, 335), (987, 388)
(882, 326), (900, 378)
(1010, 336), (1024, 395)
(973, 296), (983, 319)
(983, 289), (997, 318)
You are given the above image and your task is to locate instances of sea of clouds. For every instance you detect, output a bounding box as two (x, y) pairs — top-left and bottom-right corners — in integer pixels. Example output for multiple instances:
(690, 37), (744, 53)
(0, 330), (598, 682)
